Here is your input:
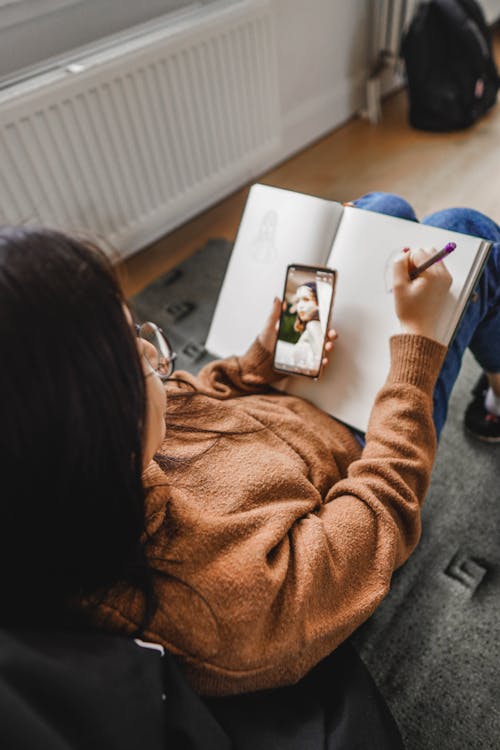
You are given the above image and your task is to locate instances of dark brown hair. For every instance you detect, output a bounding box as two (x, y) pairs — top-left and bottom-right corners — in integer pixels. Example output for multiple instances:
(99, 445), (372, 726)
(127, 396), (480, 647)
(0, 227), (149, 624)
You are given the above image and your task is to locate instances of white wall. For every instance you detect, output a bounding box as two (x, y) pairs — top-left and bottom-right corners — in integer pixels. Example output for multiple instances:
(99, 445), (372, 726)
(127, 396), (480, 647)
(273, 0), (373, 157)
(0, 0), (216, 81)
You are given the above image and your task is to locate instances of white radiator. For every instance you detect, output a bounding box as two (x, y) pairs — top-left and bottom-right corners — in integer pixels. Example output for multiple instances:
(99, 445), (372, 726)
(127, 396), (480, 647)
(0, 0), (281, 258)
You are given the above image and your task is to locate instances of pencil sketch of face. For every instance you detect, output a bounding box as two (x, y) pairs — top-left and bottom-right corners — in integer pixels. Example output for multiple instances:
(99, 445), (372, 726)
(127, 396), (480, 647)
(251, 210), (278, 263)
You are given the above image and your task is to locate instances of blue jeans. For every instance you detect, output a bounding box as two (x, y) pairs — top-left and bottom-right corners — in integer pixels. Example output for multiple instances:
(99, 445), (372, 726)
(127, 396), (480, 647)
(352, 192), (500, 439)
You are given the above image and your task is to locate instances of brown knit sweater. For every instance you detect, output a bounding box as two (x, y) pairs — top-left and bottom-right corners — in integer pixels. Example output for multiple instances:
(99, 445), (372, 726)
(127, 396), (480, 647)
(81, 333), (446, 696)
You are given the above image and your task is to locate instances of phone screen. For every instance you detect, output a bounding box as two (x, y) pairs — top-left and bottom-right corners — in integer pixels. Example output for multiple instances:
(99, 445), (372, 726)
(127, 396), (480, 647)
(273, 264), (336, 379)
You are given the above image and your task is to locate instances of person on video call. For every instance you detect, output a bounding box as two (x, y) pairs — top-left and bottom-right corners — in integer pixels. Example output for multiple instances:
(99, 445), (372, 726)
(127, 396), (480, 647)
(1, 192), (500, 702)
(290, 281), (324, 370)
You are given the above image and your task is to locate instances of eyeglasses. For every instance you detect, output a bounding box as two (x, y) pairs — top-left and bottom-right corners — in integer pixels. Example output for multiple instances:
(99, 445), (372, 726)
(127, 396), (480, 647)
(135, 321), (176, 380)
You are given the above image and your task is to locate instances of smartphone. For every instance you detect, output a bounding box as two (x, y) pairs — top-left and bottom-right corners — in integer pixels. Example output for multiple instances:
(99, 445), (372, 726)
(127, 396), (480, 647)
(273, 264), (337, 379)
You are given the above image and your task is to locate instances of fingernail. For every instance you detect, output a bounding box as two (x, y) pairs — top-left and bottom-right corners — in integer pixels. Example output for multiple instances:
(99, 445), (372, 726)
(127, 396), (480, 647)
(402, 247), (410, 254)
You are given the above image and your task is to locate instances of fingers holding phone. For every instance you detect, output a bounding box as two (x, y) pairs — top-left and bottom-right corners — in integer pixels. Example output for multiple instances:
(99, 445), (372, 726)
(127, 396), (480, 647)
(322, 328), (338, 369)
(258, 296), (283, 353)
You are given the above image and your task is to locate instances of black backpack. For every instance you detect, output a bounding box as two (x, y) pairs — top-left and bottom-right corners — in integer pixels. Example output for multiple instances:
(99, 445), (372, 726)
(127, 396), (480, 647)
(401, 0), (500, 130)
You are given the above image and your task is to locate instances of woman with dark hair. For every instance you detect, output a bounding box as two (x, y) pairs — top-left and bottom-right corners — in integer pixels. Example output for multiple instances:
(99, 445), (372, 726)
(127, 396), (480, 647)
(1, 191), (500, 702)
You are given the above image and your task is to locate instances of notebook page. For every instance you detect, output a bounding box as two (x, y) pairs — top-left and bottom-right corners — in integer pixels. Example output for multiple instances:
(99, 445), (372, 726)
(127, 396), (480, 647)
(286, 207), (487, 432)
(206, 184), (343, 358)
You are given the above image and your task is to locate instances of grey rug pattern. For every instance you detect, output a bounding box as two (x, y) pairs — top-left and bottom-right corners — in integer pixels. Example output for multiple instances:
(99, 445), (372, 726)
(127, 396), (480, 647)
(131, 239), (500, 750)
(130, 238), (231, 374)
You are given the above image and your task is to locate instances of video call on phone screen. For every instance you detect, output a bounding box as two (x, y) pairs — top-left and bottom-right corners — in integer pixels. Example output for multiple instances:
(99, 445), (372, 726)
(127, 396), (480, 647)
(274, 265), (335, 378)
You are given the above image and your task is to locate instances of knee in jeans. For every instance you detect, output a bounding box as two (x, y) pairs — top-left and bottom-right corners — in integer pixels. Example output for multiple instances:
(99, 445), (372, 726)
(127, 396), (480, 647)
(353, 192), (418, 222)
(422, 208), (500, 242)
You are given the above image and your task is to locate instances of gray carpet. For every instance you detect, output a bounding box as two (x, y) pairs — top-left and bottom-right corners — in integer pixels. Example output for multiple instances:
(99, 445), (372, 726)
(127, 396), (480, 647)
(131, 239), (500, 750)
(130, 238), (231, 374)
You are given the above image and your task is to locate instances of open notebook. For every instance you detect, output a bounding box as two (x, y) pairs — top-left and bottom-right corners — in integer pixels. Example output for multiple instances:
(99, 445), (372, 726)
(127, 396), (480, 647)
(206, 184), (491, 432)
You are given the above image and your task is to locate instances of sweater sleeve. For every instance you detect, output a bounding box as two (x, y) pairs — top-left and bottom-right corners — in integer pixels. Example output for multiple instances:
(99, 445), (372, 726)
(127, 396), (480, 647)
(326, 334), (446, 568)
(168, 334), (447, 695)
(172, 337), (283, 398)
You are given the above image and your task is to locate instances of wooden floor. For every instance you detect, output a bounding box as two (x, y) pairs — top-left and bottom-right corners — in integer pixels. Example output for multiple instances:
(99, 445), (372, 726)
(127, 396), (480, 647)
(119, 32), (500, 298)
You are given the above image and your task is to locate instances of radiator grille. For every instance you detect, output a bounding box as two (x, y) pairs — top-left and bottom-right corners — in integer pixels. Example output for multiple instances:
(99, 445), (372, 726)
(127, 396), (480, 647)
(0, 1), (280, 256)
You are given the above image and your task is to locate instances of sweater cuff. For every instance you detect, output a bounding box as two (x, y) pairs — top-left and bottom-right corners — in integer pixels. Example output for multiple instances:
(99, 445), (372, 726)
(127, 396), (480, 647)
(237, 337), (281, 384)
(387, 334), (447, 392)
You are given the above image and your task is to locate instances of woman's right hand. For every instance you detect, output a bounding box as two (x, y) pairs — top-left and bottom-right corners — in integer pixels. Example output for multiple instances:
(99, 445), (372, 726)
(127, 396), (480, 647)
(392, 248), (453, 340)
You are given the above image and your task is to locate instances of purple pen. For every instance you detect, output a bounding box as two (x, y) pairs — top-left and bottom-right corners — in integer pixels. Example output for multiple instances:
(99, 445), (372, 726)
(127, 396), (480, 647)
(409, 241), (456, 280)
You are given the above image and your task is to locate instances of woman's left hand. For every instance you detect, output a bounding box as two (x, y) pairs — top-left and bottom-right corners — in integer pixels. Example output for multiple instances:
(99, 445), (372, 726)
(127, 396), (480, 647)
(258, 297), (338, 369)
